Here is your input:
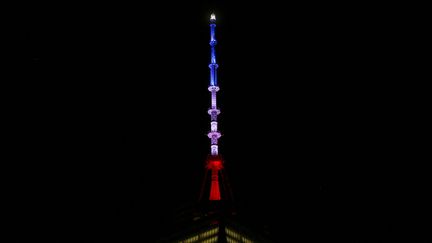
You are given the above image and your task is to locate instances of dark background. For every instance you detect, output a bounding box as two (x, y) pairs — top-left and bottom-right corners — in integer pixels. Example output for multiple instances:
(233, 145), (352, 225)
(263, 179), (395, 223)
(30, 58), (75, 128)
(13, 1), (428, 242)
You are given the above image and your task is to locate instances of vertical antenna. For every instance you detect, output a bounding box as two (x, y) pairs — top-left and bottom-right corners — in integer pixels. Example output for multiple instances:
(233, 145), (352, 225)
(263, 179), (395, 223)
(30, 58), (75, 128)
(206, 13), (223, 201)
(207, 13), (221, 156)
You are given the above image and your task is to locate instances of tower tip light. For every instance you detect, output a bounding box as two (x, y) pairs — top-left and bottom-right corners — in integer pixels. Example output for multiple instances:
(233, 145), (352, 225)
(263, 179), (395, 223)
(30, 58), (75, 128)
(210, 14), (216, 20)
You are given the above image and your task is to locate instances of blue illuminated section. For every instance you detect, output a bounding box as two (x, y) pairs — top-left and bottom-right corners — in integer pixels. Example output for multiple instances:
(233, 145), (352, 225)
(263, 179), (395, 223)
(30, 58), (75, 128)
(209, 16), (218, 86)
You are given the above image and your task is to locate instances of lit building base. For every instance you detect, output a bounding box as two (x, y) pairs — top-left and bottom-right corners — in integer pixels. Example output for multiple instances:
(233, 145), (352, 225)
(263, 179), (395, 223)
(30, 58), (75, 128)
(158, 211), (273, 243)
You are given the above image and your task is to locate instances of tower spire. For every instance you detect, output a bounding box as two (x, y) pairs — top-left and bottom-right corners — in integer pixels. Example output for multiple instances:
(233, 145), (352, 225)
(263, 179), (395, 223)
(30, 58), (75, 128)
(206, 13), (224, 201)
(207, 13), (221, 157)
(198, 13), (233, 210)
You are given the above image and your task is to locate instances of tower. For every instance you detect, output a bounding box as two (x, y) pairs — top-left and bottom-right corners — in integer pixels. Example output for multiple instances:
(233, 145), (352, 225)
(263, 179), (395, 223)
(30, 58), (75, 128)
(199, 13), (233, 205)
(158, 14), (273, 243)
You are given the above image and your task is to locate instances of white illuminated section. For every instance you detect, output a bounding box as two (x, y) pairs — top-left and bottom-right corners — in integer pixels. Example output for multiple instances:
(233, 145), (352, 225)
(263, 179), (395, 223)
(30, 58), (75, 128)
(211, 145), (218, 155)
(211, 122), (218, 132)
(211, 91), (217, 108)
(210, 13), (216, 21)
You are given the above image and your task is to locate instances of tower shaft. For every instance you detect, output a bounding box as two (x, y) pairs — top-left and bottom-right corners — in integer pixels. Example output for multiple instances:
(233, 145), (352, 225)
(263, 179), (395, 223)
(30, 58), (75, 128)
(207, 14), (221, 156)
(202, 14), (228, 202)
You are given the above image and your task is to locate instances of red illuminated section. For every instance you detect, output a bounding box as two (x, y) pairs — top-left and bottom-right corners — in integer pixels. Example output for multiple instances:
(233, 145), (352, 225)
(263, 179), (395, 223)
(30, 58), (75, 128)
(210, 169), (221, 200)
(207, 158), (223, 201)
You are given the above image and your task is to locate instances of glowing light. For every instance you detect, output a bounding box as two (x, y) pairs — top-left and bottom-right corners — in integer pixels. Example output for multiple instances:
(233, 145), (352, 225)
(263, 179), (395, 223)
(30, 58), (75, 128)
(208, 10), (220, 155)
(207, 10), (222, 201)
(211, 145), (218, 155)
(211, 91), (217, 108)
(199, 227), (219, 239)
(208, 131), (221, 140)
(210, 169), (221, 200)
(226, 227), (254, 243)
(211, 122), (218, 132)
(207, 160), (223, 170)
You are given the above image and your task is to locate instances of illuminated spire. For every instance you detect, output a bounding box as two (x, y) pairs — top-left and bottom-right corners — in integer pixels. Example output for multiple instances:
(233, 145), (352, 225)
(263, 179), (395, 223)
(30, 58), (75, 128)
(207, 13), (223, 201)
(199, 14), (234, 204)
(207, 13), (220, 156)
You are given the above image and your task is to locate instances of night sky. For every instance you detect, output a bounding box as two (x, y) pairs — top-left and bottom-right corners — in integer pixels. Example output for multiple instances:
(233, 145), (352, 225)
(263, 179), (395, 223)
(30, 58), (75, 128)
(14, 1), (428, 242)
